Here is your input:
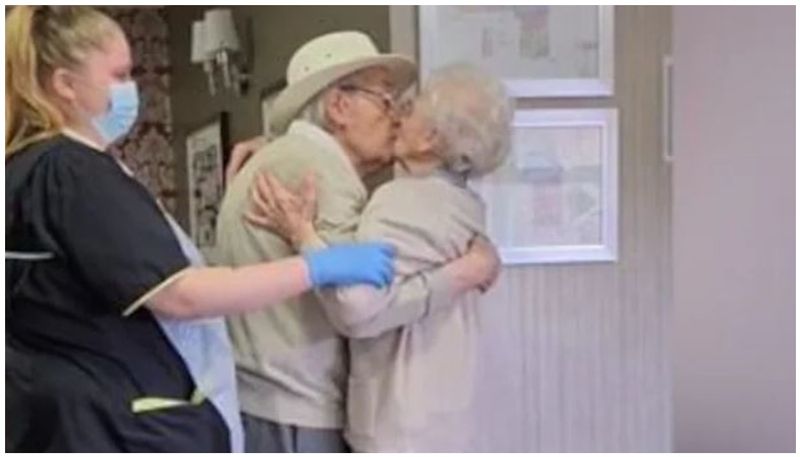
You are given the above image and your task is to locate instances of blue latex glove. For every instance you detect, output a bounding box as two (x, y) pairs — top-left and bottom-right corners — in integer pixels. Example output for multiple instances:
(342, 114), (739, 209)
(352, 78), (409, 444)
(304, 242), (396, 288)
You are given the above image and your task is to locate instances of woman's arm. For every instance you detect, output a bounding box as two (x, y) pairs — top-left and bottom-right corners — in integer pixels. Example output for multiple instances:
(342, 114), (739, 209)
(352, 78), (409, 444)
(148, 256), (310, 319)
(225, 135), (269, 186)
(48, 150), (394, 321)
(146, 241), (395, 320)
(312, 238), (498, 338)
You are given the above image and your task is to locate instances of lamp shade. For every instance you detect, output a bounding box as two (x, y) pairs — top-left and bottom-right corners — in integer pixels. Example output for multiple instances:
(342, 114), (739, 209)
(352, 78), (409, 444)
(204, 9), (240, 53)
(190, 20), (210, 63)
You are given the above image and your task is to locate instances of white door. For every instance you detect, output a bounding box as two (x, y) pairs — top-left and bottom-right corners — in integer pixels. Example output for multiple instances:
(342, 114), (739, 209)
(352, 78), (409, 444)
(671, 6), (795, 452)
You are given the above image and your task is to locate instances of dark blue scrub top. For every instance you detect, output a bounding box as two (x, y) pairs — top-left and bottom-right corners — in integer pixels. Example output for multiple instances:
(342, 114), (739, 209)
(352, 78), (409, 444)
(6, 135), (228, 452)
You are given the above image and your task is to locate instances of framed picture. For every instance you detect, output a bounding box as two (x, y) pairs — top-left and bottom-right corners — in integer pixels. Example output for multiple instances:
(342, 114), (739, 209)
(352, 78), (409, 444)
(186, 113), (228, 255)
(472, 108), (619, 264)
(418, 6), (614, 97)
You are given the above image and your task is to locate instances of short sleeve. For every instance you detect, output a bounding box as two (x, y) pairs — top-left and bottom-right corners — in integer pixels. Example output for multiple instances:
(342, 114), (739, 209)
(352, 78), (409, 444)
(44, 145), (190, 315)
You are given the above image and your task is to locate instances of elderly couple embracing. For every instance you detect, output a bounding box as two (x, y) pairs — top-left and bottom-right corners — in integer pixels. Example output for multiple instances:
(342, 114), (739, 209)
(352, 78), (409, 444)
(218, 30), (514, 453)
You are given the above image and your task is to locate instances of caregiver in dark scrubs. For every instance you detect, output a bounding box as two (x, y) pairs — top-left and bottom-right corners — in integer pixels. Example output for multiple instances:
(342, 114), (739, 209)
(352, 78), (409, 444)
(5, 6), (395, 452)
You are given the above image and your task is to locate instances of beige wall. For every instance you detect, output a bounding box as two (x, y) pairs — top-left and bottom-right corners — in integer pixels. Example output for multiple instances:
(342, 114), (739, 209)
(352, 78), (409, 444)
(392, 6), (673, 451)
(166, 6), (390, 227)
(672, 6), (795, 452)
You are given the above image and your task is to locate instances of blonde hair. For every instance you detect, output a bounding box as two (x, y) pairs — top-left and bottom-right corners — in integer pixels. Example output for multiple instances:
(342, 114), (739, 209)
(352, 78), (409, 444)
(5, 6), (121, 157)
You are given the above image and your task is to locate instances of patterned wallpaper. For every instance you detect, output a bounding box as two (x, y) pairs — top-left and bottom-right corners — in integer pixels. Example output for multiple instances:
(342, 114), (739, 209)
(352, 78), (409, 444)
(103, 7), (178, 213)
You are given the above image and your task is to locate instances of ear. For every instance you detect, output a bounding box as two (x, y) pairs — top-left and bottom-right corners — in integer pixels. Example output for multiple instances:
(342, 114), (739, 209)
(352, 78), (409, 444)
(49, 67), (80, 105)
(325, 89), (353, 130)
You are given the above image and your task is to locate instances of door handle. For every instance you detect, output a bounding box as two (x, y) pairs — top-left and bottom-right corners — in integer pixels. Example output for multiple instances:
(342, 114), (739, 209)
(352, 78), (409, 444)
(662, 55), (674, 163)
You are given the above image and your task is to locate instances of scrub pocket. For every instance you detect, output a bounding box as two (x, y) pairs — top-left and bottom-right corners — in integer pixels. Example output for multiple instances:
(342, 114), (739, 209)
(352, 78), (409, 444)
(127, 392), (230, 452)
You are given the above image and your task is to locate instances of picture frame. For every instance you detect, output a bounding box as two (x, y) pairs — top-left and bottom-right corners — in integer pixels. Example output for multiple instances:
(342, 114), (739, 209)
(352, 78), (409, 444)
(472, 108), (619, 264)
(186, 112), (228, 255)
(418, 6), (614, 98)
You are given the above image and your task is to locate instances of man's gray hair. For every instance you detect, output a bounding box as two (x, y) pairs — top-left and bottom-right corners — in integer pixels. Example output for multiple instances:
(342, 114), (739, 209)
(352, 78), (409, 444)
(420, 63), (514, 178)
(297, 92), (327, 127)
(296, 71), (368, 129)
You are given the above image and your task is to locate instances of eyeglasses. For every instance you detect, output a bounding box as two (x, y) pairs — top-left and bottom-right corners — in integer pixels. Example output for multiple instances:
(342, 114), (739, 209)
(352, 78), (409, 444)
(338, 84), (397, 114)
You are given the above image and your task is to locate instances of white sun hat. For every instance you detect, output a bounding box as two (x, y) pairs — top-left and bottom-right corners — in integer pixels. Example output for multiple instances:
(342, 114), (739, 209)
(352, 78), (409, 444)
(270, 30), (417, 133)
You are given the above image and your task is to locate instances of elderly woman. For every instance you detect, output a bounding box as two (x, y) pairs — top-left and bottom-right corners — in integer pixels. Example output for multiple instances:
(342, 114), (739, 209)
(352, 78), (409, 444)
(248, 63), (513, 451)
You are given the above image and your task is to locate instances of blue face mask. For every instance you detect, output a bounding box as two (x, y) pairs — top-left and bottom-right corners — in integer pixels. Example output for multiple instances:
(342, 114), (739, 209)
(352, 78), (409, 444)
(92, 81), (139, 145)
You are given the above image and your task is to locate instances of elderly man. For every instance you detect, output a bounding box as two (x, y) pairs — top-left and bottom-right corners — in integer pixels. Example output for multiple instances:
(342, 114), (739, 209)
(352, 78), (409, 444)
(215, 31), (498, 452)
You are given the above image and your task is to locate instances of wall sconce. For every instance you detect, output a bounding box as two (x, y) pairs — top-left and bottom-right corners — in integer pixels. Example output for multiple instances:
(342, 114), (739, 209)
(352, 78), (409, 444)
(191, 19), (216, 95)
(191, 8), (248, 96)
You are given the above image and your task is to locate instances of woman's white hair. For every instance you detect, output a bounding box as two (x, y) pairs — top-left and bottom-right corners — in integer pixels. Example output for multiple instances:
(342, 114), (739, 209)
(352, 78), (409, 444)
(420, 63), (514, 178)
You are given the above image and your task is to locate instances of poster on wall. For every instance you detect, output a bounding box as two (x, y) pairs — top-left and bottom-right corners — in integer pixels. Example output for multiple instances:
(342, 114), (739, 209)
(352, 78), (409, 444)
(472, 108), (619, 264)
(186, 113), (228, 257)
(418, 6), (614, 97)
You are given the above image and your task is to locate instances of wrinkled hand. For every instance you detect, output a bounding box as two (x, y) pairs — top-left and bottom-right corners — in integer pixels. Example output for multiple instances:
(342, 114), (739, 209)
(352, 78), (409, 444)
(225, 135), (268, 186)
(304, 242), (396, 289)
(464, 236), (501, 293)
(244, 171), (317, 247)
